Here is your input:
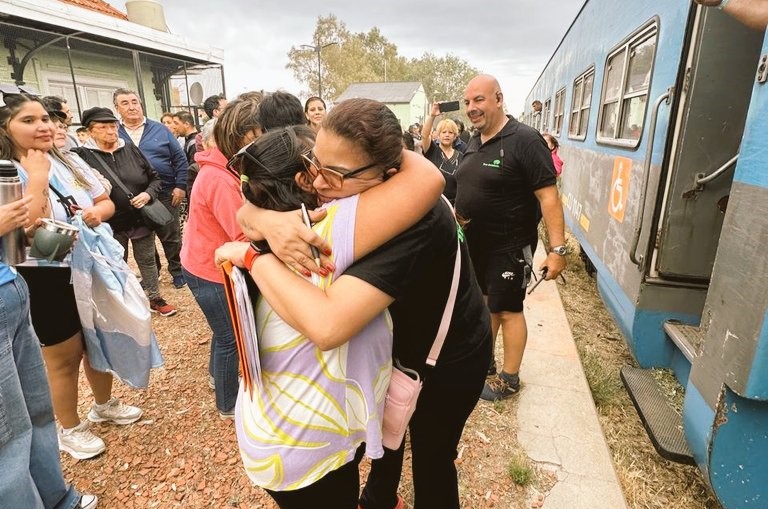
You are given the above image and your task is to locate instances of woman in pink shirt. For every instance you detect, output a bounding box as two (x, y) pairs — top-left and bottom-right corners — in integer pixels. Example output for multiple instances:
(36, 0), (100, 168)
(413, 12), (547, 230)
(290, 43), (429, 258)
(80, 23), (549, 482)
(180, 96), (261, 418)
(542, 133), (563, 176)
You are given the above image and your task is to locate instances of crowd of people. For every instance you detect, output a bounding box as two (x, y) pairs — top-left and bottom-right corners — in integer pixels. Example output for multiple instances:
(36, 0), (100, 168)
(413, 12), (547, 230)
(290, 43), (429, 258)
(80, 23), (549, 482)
(2, 69), (567, 508)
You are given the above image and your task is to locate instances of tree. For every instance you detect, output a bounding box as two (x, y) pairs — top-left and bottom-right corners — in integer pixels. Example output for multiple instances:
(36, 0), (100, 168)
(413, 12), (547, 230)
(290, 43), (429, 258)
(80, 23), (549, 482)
(286, 16), (479, 103)
(404, 53), (479, 103)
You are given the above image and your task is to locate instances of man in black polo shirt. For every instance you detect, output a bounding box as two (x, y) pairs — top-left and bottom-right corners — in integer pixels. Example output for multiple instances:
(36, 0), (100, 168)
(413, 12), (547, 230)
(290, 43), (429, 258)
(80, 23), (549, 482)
(456, 74), (567, 401)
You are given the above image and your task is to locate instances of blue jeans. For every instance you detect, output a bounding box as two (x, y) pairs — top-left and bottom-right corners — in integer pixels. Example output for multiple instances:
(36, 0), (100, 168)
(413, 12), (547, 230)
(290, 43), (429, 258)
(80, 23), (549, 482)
(0, 276), (81, 509)
(182, 268), (238, 413)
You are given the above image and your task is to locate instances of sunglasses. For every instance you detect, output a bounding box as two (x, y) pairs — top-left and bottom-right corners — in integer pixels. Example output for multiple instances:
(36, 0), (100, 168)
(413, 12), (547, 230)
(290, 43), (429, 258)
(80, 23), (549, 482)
(300, 152), (379, 190)
(226, 139), (297, 182)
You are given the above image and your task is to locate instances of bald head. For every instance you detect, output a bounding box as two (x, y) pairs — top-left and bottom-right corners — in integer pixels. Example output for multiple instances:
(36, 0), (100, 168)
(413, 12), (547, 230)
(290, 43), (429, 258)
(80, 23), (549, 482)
(466, 74), (502, 97)
(463, 74), (506, 138)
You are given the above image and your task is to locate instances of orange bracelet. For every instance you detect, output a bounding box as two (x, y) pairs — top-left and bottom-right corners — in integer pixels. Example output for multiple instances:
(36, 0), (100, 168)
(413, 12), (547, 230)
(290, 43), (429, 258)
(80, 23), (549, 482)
(244, 241), (271, 272)
(244, 244), (260, 272)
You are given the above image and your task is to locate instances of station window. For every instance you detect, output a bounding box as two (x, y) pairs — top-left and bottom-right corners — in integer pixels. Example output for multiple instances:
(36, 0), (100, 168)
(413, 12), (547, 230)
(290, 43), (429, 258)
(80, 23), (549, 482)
(553, 88), (566, 135)
(597, 23), (658, 147)
(569, 67), (595, 140)
(543, 98), (551, 132)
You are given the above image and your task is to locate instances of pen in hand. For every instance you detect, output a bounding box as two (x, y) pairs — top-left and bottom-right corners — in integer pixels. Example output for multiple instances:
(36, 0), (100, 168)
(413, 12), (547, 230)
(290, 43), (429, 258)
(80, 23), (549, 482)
(300, 203), (322, 267)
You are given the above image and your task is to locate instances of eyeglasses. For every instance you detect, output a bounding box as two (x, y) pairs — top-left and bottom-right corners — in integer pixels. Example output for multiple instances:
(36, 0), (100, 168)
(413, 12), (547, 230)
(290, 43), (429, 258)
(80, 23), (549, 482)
(301, 152), (378, 189)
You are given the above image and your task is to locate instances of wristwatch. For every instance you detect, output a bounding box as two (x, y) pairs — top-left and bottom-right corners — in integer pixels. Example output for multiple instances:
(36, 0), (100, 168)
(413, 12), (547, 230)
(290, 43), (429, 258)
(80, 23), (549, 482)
(550, 245), (568, 256)
(244, 240), (271, 271)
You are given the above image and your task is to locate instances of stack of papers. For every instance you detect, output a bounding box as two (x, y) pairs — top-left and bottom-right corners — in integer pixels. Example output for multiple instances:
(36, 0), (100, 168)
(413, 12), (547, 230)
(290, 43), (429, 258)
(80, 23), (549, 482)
(221, 262), (261, 396)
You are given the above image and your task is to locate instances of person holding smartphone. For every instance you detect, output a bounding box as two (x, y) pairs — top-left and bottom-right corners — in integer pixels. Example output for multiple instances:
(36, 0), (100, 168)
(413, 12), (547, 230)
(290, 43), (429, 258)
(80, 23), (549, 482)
(420, 102), (465, 203)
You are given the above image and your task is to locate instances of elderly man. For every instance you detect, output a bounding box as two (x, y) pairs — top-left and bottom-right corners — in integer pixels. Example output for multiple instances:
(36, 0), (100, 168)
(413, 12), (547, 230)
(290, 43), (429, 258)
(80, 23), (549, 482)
(113, 88), (189, 289)
(456, 74), (567, 401)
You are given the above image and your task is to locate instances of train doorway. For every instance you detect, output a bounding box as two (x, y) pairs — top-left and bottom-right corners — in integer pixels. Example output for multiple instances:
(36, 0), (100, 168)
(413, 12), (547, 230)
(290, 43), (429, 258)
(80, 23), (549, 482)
(652, 6), (764, 282)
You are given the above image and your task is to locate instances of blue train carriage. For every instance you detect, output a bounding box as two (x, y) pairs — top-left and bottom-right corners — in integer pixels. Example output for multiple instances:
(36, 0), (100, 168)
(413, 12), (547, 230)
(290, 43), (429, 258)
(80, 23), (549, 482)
(524, 1), (768, 507)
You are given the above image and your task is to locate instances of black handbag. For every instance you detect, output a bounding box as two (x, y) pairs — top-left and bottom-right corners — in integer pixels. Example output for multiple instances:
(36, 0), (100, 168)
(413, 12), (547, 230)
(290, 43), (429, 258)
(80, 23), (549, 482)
(136, 199), (173, 228)
(89, 150), (173, 228)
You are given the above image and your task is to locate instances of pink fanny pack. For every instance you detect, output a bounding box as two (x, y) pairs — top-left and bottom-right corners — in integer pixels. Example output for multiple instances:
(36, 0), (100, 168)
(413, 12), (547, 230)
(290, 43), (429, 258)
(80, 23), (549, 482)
(381, 197), (461, 450)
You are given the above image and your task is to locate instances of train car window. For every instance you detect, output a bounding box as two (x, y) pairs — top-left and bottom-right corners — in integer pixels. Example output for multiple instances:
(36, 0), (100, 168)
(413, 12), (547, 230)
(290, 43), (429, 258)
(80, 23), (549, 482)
(597, 23), (658, 147)
(553, 87), (566, 135)
(580, 73), (594, 137)
(543, 98), (551, 132)
(568, 66), (595, 141)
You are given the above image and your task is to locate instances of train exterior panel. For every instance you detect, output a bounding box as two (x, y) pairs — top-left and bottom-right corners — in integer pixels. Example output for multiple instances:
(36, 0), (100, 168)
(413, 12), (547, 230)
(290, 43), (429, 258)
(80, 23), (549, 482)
(525, 1), (768, 507)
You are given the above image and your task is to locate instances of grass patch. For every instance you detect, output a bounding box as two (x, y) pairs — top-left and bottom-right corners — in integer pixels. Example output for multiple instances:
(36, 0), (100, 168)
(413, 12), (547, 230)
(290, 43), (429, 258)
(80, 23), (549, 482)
(581, 350), (622, 408)
(507, 453), (535, 486)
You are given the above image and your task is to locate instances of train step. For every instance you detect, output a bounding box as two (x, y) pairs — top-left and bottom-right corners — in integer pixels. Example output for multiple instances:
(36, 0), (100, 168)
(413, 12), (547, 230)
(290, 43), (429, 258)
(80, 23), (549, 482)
(663, 321), (705, 362)
(619, 366), (696, 465)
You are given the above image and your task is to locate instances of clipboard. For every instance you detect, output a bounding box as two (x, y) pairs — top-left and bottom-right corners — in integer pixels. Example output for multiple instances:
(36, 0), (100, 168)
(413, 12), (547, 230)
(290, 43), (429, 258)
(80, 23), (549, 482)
(221, 261), (261, 397)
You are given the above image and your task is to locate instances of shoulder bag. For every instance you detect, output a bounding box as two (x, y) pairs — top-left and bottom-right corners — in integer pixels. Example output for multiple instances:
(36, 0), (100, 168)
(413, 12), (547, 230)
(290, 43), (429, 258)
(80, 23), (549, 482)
(88, 150), (173, 228)
(381, 196), (462, 450)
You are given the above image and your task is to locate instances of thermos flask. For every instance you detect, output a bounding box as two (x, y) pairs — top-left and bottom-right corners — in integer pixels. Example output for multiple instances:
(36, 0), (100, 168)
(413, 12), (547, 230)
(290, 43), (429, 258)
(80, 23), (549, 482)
(0, 160), (27, 265)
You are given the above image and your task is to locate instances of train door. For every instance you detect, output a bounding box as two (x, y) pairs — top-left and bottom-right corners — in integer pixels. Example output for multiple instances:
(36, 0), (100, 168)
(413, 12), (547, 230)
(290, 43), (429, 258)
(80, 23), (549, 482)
(652, 7), (764, 281)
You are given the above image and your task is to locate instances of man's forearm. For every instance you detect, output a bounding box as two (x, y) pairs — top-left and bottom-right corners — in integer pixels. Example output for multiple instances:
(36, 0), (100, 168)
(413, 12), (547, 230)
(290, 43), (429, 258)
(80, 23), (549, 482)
(537, 186), (566, 247)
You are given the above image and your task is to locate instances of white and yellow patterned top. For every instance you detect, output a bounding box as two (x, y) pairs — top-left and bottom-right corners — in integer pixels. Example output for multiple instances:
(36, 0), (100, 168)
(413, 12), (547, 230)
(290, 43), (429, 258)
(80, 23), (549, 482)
(235, 195), (393, 491)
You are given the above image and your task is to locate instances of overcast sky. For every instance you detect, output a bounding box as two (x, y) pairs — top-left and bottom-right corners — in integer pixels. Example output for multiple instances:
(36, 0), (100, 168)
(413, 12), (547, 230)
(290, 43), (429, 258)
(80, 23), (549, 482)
(110, 0), (583, 113)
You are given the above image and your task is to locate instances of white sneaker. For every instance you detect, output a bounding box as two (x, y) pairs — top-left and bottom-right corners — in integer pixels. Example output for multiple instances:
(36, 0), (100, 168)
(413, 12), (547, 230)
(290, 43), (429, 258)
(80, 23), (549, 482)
(78, 494), (99, 508)
(58, 422), (105, 460)
(87, 398), (143, 425)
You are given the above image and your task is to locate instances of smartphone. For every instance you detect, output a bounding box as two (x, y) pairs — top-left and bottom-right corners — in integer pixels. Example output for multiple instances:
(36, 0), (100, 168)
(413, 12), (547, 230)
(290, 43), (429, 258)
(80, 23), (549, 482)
(438, 100), (460, 113)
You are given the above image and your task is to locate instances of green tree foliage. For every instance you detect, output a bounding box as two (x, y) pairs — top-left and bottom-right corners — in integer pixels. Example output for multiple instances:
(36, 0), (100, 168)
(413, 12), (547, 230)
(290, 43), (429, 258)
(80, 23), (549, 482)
(286, 15), (479, 102)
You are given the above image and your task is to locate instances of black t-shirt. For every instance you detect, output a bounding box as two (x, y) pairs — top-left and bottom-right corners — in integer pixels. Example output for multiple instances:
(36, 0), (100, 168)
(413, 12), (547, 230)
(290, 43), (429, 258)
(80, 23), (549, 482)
(423, 141), (462, 203)
(344, 201), (491, 375)
(455, 116), (556, 252)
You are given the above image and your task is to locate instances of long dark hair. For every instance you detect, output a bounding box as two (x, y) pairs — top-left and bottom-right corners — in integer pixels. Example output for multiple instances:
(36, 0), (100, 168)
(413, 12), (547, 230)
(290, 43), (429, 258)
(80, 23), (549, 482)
(237, 125), (317, 212)
(0, 93), (93, 190)
(0, 93), (42, 159)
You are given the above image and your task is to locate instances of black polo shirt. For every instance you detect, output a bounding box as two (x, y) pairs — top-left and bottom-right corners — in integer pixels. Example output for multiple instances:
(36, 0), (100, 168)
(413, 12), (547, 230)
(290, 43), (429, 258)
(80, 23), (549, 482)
(455, 116), (556, 253)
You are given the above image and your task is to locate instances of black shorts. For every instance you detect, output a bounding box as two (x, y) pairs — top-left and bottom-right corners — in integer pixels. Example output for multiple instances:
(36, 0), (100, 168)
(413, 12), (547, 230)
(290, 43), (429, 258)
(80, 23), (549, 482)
(470, 246), (533, 313)
(16, 266), (82, 346)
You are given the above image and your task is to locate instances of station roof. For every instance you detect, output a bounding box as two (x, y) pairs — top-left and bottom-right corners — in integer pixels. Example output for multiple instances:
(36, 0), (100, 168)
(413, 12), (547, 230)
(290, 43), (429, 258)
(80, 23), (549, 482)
(0, 0), (224, 64)
(59, 0), (127, 20)
(336, 81), (424, 103)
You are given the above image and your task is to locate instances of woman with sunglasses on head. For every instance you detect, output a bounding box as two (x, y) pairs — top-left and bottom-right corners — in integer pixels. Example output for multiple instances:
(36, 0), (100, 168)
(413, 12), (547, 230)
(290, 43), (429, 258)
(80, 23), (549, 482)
(1, 93), (143, 462)
(216, 119), (444, 507)
(218, 99), (492, 509)
(179, 95), (261, 419)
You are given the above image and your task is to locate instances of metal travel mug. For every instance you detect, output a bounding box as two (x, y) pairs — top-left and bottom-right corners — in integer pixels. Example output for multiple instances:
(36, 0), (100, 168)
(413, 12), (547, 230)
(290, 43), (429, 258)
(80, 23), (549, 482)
(0, 160), (27, 265)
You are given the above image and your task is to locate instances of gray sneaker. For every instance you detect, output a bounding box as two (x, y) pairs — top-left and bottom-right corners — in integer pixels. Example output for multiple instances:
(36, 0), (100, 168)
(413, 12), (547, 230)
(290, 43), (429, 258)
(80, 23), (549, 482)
(87, 398), (143, 425)
(58, 422), (106, 460)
